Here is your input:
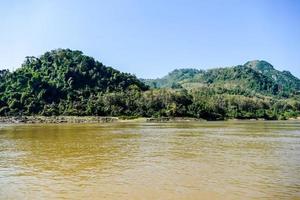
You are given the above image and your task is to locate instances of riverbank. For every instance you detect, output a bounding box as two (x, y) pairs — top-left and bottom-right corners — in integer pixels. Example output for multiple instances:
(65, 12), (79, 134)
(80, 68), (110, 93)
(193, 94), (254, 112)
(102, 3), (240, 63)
(0, 116), (299, 124)
(0, 116), (206, 124)
(0, 116), (119, 124)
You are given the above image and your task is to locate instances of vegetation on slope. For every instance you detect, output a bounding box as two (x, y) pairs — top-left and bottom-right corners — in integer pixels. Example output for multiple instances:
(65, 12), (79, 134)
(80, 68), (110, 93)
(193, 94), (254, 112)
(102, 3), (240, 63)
(244, 60), (300, 96)
(0, 50), (299, 120)
(142, 68), (202, 89)
(0, 49), (148, 116)
(144, 60), (300, 97)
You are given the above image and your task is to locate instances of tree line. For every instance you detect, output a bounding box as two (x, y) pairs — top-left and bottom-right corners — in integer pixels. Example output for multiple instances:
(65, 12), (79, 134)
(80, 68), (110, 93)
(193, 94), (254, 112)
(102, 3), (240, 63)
(0, 49), (299, 120)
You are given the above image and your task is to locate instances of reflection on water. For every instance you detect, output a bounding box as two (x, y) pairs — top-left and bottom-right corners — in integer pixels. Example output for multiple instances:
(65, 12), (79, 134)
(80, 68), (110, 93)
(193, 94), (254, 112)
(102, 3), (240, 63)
(0, 121), (299, 199)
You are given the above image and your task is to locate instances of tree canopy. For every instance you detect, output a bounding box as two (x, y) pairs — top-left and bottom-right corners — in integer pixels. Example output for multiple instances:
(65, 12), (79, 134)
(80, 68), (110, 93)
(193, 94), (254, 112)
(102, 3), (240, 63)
(0, 50), (299, 120)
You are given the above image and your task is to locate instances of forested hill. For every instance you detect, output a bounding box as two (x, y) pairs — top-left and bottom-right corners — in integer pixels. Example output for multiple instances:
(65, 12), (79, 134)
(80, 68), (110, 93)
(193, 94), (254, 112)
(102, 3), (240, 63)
(0, 49), (148, 115)
(244, 60), (300, 94)
(143, 60), (300, 97)
(0, 50), (299, 120)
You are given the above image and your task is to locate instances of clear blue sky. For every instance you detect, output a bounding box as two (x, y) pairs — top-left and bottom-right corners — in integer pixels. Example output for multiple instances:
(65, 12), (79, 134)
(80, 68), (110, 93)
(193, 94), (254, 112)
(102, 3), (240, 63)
(0, 0), (299, 78)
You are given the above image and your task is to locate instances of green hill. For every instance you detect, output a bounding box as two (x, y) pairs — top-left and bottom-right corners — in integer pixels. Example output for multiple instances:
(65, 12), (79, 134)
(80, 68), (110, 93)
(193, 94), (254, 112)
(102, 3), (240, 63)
(142, 68), (202, 89)
(0, 49), (148, 115)
(244, 60), (300, 95)
(144, 60), (300, 97)
(0, 51), (299, 120)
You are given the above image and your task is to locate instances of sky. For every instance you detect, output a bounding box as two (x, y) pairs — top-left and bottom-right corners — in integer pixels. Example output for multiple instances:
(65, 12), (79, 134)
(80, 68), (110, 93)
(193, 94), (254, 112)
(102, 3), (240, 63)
(0, 0), (299, 78)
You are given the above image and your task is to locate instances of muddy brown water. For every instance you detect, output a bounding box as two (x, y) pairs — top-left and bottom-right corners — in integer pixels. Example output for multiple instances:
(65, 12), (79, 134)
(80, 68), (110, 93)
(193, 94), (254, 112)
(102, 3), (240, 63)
(0, 121), (299, 199)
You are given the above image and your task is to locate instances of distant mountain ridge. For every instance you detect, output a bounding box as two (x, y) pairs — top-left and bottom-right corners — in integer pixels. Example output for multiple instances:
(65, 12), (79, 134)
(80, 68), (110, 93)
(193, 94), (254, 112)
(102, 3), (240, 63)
(143, 60), (300, 96)
(245, 60), (300, 93)
(142, 68), (203, 89)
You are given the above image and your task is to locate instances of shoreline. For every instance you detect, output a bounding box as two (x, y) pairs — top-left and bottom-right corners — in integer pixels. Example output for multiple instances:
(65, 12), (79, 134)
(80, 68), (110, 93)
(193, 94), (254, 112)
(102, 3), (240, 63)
(0, 116), (203, 124)
(0, 116), (299, 124)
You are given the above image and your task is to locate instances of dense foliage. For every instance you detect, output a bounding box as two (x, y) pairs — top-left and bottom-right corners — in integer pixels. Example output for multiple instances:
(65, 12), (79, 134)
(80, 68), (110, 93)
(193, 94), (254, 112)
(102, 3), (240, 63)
(0, 49), (148, 116)
(145, 60), (300, 97)
(142, 68), (202, 89)
(0, 50), (299, 120)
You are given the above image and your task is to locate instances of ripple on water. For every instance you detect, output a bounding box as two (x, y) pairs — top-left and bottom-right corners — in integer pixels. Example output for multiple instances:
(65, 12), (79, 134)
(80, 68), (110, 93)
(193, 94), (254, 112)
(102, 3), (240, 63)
(0, 121), (299, 199)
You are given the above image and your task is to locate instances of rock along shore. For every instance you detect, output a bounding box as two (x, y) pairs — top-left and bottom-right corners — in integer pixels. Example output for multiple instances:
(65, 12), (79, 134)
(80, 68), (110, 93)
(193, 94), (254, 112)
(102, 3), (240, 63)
(0, 116), (299, 124)
(0, 116), (205, 124)
(0, 116), (119, 124)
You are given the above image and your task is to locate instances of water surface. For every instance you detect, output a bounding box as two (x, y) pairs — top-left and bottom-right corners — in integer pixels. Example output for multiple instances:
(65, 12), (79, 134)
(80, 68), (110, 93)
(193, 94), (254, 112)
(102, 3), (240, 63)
(0, 121), (300, 199)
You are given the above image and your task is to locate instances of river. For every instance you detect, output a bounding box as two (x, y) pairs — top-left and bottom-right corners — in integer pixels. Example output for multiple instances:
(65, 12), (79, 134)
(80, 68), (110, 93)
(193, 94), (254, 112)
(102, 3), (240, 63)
(0, 121), (299, 199)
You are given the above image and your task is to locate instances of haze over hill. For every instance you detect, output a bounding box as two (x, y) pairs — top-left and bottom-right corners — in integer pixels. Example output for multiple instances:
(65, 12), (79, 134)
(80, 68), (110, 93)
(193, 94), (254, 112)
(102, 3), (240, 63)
(0, 49), (299, 120)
